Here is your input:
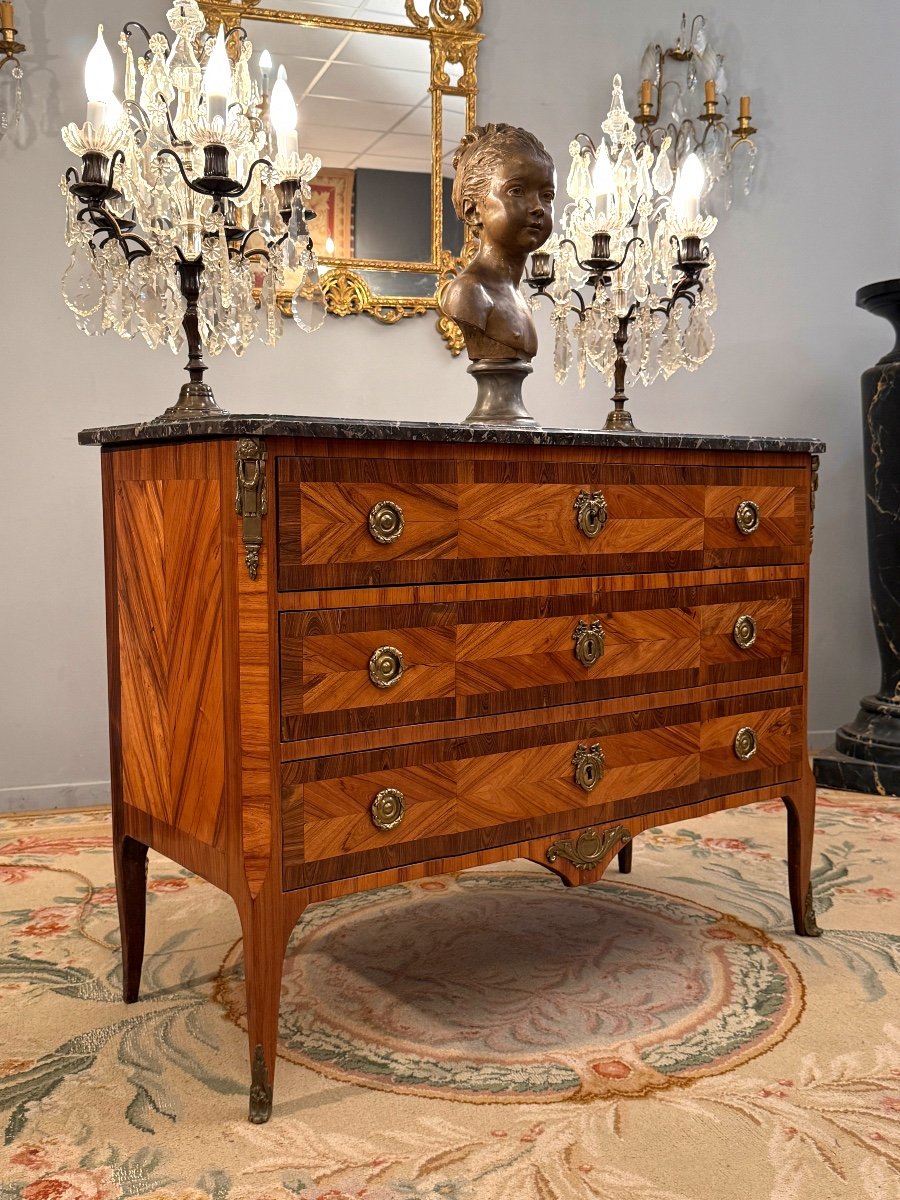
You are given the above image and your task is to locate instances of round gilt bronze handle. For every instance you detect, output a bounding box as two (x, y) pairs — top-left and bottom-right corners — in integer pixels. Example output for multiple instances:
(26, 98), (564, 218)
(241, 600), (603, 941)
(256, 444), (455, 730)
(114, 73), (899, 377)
(733, 614), (757, 649)
(733, 727), (758, 761)
(368, 500), (405, 544)
(572, 743), (605, 792)
(369, 645), (405, 688)
(734, 499), (760, 535)
(573, 620), (605, 667)
(371, 788), (405, 830)
(574, 489), (608, 539)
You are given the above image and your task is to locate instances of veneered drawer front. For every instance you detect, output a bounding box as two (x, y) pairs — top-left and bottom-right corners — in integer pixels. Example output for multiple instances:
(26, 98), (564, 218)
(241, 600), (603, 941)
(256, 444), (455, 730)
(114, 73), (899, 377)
(281, 689), (804, 888)
(705, 485), (807, 557)
(285, 705), (702, 880)
(277, 457), (458, 585)
(700, 702), (801, 785)
(280, 604), (458, 739)
(279, 578), (804, 741)
(457, 482), (706, 560)
(700, 592), (802, 684)
(278, 457), (810, 588)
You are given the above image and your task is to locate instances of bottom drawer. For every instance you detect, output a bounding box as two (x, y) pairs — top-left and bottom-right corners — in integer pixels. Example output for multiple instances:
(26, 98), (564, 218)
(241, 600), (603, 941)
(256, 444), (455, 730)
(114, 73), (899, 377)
(282, 690), (803, 889)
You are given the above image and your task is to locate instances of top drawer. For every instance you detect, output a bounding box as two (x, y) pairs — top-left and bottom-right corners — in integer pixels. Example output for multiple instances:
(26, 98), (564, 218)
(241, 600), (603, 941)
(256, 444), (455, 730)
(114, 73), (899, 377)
(277, 456), (809, 590)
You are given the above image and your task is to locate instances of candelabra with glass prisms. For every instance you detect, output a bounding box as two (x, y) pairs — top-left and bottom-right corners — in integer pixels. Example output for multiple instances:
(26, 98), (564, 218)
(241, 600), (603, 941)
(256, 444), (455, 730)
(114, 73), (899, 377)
(635, 13), (759, 216)
(0, 0), (25, 140)
(60, 2), (323, 422)
(526, 74), (718, 432)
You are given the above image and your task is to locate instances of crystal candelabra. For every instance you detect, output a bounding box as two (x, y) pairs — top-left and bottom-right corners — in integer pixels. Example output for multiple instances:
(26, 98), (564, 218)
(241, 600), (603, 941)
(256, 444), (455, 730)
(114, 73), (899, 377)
(634, 13), (759, 214)
(60, 2), (323, 422)
(0, 1), (25, 140)
(526, 74), (718, 432)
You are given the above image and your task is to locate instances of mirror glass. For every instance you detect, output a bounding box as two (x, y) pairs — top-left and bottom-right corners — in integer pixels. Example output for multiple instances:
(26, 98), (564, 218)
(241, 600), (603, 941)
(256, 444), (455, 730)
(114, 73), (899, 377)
(218, 0), (482, 349)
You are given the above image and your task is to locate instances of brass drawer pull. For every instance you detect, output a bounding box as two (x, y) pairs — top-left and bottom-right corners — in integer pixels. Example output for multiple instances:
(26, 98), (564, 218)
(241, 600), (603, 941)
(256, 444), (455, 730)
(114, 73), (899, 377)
(368, 500), (405, 544)
(733, 727), (758, 761)
(573, 620), (605, 666)
(733, 614), (757, 649)
(572, 743), (605, 792)
(734, 499), (760, 535)
(371, 788), (405, 830)
(574, 490), (608, 538)
(369, 645), (405, 688)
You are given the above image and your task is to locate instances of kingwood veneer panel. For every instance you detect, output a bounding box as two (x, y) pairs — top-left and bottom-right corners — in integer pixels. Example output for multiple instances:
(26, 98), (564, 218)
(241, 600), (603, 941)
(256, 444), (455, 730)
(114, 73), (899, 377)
(277, 455), (809, 589)
(279, 577), (803, 740)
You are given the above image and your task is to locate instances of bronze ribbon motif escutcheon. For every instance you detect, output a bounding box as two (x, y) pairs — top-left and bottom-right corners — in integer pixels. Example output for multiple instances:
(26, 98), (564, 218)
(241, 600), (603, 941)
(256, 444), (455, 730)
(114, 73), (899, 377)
(572, 743), (605, 792)
(574, 489), (608, 538)
(572, 620), (605, 666)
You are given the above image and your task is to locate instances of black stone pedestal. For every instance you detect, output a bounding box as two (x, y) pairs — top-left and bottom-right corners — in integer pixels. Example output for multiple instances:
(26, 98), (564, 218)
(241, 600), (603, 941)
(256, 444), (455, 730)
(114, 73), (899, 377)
(813, 278), (900, 797)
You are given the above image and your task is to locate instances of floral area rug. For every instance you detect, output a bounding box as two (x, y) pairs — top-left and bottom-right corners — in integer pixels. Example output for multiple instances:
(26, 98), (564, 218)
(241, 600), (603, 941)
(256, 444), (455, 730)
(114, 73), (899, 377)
(0, 790), (898, 1200)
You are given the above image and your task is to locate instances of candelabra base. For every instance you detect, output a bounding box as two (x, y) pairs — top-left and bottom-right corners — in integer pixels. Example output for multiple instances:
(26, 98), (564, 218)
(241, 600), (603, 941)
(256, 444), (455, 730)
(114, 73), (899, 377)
(603, 401), (639, 432)
(152, 382), (229, 423)
(463, 360), (538, 426)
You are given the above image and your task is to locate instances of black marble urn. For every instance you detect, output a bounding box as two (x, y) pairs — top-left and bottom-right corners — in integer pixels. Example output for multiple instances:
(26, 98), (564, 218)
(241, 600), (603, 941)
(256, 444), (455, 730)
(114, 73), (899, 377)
(815, 278), (900, 795)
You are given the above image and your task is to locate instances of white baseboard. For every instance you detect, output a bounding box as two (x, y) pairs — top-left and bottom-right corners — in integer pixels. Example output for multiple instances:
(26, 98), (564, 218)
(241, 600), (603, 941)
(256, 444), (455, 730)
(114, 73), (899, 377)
(0, 781), (111, 814)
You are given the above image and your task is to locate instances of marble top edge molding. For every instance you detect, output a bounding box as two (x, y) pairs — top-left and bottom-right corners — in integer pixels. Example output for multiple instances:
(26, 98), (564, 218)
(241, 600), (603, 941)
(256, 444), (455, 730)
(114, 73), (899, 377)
(77, 414), (826, 453)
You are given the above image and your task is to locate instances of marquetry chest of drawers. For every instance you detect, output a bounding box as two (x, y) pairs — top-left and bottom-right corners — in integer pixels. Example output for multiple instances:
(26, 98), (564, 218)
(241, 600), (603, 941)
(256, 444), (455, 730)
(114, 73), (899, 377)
(79, 415), (825, 1122)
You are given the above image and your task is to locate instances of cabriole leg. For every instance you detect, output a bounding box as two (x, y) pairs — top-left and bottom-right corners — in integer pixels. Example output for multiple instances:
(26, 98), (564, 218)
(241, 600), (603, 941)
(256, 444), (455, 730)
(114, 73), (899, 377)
(114, 834), (149, 1002)
(783, 775), (821, 937)
(617, 840), (633, 874)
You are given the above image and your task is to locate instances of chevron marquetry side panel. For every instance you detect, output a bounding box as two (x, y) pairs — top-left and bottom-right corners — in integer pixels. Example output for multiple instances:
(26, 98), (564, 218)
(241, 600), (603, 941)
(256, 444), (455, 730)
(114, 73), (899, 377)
(113, 448), (226, 849)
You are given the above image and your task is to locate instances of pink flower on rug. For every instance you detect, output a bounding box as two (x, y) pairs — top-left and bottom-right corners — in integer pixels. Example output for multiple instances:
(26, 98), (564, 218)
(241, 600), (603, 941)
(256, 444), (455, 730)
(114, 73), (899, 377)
(10, 1144), (52, 1170)
(0, 865), (34, 884)
(0, 836), (109, 857)
(20, 906), (76, 938)
(89, 888), (118, 907)
(22, 1167), (117, 1200)
(701, 837), (747, 851)
(591, 1058), (632, 1080)
(866, 887), (897, 901)
(148, 877), (189, 894)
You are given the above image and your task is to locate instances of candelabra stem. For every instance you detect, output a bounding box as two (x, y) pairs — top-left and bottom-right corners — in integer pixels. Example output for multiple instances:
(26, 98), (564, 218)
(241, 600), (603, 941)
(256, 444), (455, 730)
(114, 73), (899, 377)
(603, 315), (638, 432)
(153, 256), (228, 422)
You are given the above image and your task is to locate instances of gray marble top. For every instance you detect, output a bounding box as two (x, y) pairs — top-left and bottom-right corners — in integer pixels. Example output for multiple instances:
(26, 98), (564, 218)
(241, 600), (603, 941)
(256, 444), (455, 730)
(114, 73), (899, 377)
(78, 413), (826, 454)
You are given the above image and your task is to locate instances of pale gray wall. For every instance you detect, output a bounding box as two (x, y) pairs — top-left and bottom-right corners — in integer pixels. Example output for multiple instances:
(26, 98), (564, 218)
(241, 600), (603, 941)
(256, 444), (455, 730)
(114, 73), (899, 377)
(2, 0), (897, 809)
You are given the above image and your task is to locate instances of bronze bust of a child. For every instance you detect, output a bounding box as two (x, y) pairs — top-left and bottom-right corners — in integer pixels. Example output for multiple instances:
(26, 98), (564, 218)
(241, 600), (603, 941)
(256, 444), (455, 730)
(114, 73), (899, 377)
(442, 123), (555, 367)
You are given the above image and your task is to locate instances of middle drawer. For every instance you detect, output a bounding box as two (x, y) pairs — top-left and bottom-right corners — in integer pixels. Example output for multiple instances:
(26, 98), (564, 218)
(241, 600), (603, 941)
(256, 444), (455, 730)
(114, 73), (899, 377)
(280, 576), (803, 741)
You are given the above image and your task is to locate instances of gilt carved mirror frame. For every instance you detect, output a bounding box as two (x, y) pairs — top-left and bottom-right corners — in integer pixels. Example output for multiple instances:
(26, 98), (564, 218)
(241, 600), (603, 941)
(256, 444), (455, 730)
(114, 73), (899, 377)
(198, 1), (482, 353)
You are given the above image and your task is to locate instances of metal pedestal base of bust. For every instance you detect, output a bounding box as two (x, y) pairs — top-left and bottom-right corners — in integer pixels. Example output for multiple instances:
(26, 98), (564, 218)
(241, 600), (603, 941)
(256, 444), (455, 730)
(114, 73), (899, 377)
(463, 359), (539, 427)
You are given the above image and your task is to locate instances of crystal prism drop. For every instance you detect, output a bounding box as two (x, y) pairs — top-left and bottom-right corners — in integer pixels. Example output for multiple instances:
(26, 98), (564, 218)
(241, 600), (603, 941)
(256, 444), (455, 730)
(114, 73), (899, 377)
(291, 266), (327, 332)
(651, 143), (674, 194)
(684, 304), (715, 365)
(62, 244), (104, 317)
(552, 307), (571, 384)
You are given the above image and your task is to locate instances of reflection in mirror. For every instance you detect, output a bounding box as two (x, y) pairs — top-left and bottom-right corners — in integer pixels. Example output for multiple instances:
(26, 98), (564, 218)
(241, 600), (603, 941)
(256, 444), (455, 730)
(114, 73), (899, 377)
(220, 0), (483, 351)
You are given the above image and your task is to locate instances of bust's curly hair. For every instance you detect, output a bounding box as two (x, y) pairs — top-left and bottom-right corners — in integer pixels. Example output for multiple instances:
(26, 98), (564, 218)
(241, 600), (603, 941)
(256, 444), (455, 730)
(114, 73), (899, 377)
(451, 123), (553, 224)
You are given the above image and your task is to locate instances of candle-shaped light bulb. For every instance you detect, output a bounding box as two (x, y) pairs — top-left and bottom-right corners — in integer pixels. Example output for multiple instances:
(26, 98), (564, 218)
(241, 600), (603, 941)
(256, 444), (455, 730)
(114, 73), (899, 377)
(270, 65), (299, 161)
(259, 48), (272, 90)
(704, 79), (716, 105)
(204, 24), (232, 128)
(1, 3), (15, 34)
(673, 151), (704, 222)
(85, 25), (114, 127)
(592, 141), (615, 223)
(640, 79), (652, 107)
(740, 95), (751, 120)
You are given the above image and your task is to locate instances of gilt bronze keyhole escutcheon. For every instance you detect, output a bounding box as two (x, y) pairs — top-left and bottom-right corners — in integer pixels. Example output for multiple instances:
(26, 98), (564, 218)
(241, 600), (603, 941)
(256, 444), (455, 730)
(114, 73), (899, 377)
(572, 743), (605, 792)
(371, 788), (405, 830)
(573, 620), (605, 666)
(733, 614), (757, 649)
(368, 500), (405, 544)
(735, 499), (760, 535)
(574, 490), (608, 538)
